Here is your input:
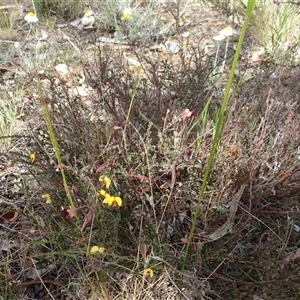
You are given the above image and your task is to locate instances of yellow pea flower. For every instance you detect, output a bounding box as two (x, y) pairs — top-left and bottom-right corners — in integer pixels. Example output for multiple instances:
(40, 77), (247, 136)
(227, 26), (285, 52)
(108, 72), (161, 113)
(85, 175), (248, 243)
(99, 175), (111, 189)
(42, 193), (51, 204)
(90, 245), (105, 254)
(97, 189), (107, 198)
(112, 196), (122, 207)
(144, 268), (154, 277)
(103, 194), (113, 206)
(30, 153), (36, 164)
(103, 196), (122, 207)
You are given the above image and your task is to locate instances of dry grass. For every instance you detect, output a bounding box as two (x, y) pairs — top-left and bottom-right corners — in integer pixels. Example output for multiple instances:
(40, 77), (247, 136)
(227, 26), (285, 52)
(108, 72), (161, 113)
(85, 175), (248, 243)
(0, 5), (19, 40)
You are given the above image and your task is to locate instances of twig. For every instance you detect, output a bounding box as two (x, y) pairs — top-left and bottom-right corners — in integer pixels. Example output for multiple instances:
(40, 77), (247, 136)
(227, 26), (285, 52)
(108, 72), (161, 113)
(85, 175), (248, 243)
(61, 32), (81, 53)
(0, 5), (17, 10)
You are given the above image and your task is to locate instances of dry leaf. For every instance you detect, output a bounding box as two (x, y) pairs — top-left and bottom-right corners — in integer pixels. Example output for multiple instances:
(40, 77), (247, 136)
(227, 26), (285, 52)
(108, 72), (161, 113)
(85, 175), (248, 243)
(123, 52), (141, 67)
(206, 183), (246, 242)
(178, 109), (194, 121)
(39, 29), (48, 41)
(283, 248), (300, 265)
(60, 206), (86, 220)
(55, 63), (69, 76)
(136, 175), (150, 183)
(138, 242), (149, 260)
(80, 210), (93, 232)
(18, 229), (43, 237)
(160, 41), (181, 54)
(0, 210), (19, 223)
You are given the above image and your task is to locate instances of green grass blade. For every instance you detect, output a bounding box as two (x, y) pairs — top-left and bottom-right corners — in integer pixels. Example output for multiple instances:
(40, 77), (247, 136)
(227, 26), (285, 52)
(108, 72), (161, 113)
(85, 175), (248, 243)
(182, 0), (257, 267)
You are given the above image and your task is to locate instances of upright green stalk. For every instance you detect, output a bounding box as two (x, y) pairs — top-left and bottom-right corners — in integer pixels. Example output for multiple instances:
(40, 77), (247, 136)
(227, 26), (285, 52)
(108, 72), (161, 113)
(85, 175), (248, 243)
(30, 0), (37, 15)
(182, 0), (257, 267)
(35, 77), (75, 208)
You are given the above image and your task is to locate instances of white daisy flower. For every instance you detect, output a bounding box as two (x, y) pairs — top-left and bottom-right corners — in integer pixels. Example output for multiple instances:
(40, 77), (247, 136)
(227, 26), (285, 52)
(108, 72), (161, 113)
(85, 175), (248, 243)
(219, 26), (234, 37)
(213, 35), (225, 41)
(122, 8), (132, 20)
(25, 12), (39, 23)
(81, 8), (95, 27)
(213, 26), (235, 41)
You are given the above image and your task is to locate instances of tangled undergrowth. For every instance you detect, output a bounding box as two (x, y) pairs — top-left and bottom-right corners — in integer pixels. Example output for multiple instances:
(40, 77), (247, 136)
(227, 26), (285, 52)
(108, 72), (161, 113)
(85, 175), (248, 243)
(1, 1), (300, 299)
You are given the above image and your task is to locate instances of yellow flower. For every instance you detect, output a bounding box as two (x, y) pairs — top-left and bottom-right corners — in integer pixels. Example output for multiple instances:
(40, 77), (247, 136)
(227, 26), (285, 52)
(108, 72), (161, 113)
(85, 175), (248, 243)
(25, 12), (39, 23)
(99, 175), (111, 189)
(112, 196), (122, 207)
(144, 268), (154, 277)
(123, 8), (132, 20)
(103, 195), (122, 207)
(42, 193), (51, 204)
(103, 194), (113, 205)
(30, 153), (36, 164)
(242, 105), (249, 111)
(97, 189), (107, 197)
(84, 8), (94, 17)
(90, 245), (105, 254)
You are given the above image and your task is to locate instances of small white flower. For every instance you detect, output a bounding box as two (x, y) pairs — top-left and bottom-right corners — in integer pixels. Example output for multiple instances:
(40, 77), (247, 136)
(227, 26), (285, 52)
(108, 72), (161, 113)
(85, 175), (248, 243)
(219, 26), (234, 37)
(122, 8), (132, 20)
(182, 31), (190, 38)
(213, 26), (235, 41)
(213, 35), (225, 41)
(25, 12), (39, 23)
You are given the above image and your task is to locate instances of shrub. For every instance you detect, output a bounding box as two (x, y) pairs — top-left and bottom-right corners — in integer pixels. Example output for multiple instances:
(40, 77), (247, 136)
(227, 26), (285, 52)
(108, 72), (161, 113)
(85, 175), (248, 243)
(33, 0), (84, 20)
